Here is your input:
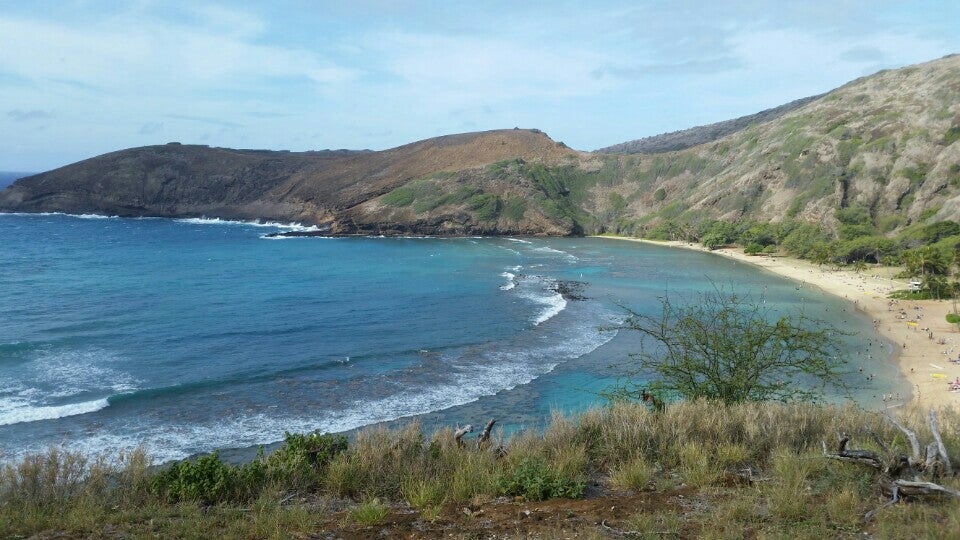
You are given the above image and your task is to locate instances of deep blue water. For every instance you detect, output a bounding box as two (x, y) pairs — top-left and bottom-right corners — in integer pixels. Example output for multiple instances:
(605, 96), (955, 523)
(0, 214), (906, 463)
(0, 172), (31, 188)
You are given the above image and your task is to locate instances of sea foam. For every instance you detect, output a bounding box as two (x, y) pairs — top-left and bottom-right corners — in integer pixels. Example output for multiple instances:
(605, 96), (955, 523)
(1, 306), (619, 465)
(0, 349), (138, 429)
(0, 398), (110, 426)
(175, 217), (321, 232)
(513, 276), (568, 325)
(0, 211), (118, 219)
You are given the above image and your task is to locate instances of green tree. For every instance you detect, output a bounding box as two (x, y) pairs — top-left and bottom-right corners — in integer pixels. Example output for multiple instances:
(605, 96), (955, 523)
(701, 232), (727, 250)
(902, 246), (947, 278)
(809, 242), (834, 267)
(781, 224), (830, 258)
(699, 221), (739, 250)
(616, 290), (851, 404)
(923, 275), (953, 300)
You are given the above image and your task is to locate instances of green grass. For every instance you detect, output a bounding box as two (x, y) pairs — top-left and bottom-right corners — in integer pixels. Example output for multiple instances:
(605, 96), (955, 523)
(347, 498), (389, 526)
(467, 193), (500, 221)
(902, 163), (929, 186)
(501, 195), (527, 221)
(382, 179), (488, 215)
(944, 126), (960, 146)
(381, 186), (416, 207)
(949, 164), (960, 186)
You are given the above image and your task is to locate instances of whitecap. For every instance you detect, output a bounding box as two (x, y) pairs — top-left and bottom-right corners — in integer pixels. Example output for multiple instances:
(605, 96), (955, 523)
(0, 398), (109, 426)
(175, 217), (321, 232)
(532, 246), (579, 262)
(530, 290), (567, 325)
(1, 309), (618, 464)
(0, 211), (118, 219)
(499, 272), (516, 291)
(259, 234), (337, 240)
(513, 276), (568, 326)
(75, 213), (118, 219)
(0, 349), (139, 429)
(33, 349), (138, 398)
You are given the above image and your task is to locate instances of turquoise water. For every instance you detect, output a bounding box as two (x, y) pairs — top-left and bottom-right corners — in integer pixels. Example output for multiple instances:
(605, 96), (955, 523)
(0, 214), (906, 463)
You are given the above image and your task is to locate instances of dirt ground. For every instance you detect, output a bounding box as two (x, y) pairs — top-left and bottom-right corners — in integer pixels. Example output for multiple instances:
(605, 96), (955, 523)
(306, 487), (699, 539)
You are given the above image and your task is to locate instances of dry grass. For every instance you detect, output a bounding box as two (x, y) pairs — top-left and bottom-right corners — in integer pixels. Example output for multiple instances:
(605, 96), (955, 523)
(608, 456), (656, 491)
(2, 401), (960, 537)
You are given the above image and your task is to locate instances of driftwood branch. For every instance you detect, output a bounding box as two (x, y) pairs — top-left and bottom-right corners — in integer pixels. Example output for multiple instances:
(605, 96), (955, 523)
(928, 409), (952, 475)
(884, 412), (921, 464)
(827, 411), (960, 522)
(454, 425), (473, 448)
(867, 429), (891, 455)
(893, 479), (960, 498)
(822, 436), (885, 471)
(925, 443), (939, 470)
(476, 418), (496, 450)
(864, 484), (900, 523)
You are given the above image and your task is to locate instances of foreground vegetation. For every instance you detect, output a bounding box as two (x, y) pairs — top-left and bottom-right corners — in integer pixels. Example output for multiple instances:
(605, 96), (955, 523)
(3, 401), (960, 538)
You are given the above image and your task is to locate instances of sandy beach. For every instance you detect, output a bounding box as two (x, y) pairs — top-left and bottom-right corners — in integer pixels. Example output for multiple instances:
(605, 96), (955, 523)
(597, 236), (960, 410)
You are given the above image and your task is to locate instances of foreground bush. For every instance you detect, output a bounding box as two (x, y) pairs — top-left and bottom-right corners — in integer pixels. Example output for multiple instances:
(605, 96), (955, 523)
(496, 457), (585, 501)
(151, 432), (348, 504)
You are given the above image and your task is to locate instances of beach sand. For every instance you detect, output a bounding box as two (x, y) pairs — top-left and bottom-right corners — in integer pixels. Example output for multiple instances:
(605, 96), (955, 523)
(596, 236), (960, 410)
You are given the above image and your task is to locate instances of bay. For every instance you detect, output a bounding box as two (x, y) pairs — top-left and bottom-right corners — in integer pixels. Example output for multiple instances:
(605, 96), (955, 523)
(0, 214), (906, 463)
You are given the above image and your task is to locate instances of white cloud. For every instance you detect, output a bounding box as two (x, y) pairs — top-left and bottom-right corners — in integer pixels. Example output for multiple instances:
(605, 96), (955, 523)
(367, 32), (615, 108)
(731, 29), (947, 88)
(0, 10), (357, 95)
(0, 1), (957, 170)
(184, 4), (267, 37)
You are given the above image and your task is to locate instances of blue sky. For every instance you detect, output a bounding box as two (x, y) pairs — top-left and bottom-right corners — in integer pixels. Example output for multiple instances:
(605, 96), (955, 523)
(1, 1), (958, 171)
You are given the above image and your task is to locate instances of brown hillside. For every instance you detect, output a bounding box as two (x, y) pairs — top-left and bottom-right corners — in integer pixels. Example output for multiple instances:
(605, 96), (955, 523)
(0, 129), (577, 234)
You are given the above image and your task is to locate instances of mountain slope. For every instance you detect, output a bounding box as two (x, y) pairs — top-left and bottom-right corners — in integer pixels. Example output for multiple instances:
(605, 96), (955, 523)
(595, 94), (823, 154)
(584, 54), (960, 234)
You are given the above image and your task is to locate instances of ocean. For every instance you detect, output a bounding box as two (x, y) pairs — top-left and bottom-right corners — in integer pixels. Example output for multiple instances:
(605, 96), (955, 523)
(0, 172), (31, 189)
(0, 213), (907, 463)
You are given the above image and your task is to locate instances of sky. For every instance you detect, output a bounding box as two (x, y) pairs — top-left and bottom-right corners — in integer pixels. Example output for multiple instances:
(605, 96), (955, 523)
(0, 1), (958, 172)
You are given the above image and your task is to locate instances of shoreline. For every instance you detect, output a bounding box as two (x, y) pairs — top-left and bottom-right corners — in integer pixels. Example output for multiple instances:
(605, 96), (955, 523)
(594, 236), (960, 410)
